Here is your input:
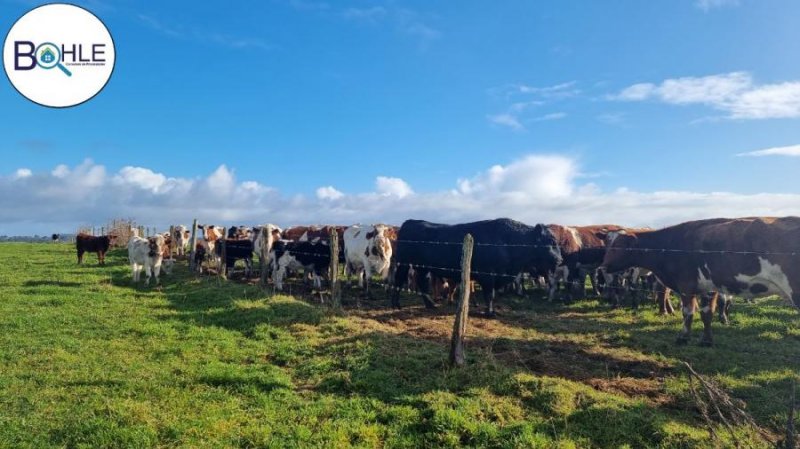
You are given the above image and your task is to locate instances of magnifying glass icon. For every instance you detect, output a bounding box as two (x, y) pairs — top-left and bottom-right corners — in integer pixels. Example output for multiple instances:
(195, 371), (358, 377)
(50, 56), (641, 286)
(35, 42), (72, 77)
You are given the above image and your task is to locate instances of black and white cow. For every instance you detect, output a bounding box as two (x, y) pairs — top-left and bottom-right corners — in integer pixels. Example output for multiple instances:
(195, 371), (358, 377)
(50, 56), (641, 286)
(343, 224), (393, 297)
(270, 240), (331, 301)
(391, 218), (563, 315)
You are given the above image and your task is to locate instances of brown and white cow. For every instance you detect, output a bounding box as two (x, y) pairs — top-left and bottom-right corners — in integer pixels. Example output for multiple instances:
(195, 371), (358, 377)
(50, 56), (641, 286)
(602, 217), (800, 346)
(546, 224), (647, 300)
(343, 224), (392, 297)
(171, 225), (191, 256)
(76, 233), (117, 265)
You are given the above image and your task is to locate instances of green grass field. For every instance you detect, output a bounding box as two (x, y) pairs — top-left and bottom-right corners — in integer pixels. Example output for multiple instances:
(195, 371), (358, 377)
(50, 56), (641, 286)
(0, 242), (798, 448)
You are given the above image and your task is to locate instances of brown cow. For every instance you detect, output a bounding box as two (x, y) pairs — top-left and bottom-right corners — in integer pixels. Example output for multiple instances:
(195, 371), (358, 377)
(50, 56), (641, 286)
(76, 233), (117, 265)
(602, 217), (800, 346)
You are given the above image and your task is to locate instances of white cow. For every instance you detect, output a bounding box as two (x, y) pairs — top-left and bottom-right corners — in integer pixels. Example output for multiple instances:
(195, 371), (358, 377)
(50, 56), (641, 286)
(128, 235), (166, 285)
(343, 224), (393, 296)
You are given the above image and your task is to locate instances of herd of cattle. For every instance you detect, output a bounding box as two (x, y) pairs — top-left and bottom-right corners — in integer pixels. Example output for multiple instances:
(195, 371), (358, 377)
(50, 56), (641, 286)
(73, 216), (800, 346)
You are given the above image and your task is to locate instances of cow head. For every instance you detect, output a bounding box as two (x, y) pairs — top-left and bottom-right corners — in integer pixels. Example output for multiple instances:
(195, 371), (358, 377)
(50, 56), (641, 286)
(199, 225), (223, 242)
(537, 224), (563, 268)
(147, 234), (166, 258)
(601, 233), (637, 274)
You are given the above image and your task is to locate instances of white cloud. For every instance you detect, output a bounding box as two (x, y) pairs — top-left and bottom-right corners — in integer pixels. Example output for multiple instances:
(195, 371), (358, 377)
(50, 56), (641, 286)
(113, 166), (167, 192)
(205, 164), (236, 195)
(695, 0), (739, 11)
(3, 156), (800, 235)
(533, 112), (567, 121)
(515, 81), (580, 99)
(13, 169), (32, 179)
(316, 185), (344, 200)
(611, 72), (800, 119)
(376, 176), (413, 198)
(737, 144), (800, 157)
(457, 155), (576, 200)
(487, 113), (524, 131)
(489, 81), (577, 131)
(51, 164), (70, 178)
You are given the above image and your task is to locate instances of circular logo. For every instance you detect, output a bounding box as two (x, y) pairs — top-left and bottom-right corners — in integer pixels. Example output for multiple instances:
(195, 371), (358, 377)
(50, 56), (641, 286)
(3, 3), (115, 108)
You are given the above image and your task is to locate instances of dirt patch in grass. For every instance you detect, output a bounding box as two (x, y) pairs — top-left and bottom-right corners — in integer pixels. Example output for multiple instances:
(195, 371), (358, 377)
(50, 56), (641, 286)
(348, 299), (675, 405)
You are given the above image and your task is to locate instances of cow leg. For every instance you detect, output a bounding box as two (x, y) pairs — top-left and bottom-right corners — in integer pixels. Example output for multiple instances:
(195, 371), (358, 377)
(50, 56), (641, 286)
(484, 286), (496, 318)
(77, 249), (84, 264)
(144, 265), (152, 286)
(656, 289), (669, 315)
(676, 294), (697, 345)
(273, 267), (285, 291)
(364, 265), (373, 299)
(153, 263), (162, 285)
(570, 270), (583, 300)
(313, 273), (324, 303)
(417, 270), (436, 309)
(131, 263), (139, 282)
(391, 264), (409, 308)
(547, 271), (558, 302)
(699, 293), (718, 346)
(448, 282), (457, 305)
(665, 294), (675, 315)
(589, 270), (602, 297)
(718, 295), (731, 325)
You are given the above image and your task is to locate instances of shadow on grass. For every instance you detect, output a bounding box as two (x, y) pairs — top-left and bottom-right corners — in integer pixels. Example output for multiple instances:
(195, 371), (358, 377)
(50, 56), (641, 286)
(23, 280), (83, 288)
(139, 260), (796, 444)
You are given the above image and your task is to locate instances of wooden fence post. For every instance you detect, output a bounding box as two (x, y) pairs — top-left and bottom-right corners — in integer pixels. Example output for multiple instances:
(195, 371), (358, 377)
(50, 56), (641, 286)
(329, 227), (340, 308)
(189, 219), (198, 272)
(259, 226), (269, 287)
(219, 228), (227, 280)
(168, 225), (175, 257)
(449, 233), (474, 367)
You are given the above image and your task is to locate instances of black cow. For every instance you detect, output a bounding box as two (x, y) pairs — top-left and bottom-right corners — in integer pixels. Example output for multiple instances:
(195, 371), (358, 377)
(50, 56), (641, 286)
(214, 239), (254, 276)
(391, 218), (563, 315)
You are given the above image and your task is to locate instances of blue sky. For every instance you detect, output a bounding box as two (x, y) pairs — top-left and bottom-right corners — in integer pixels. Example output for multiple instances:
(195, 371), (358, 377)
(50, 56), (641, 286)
(2, 0), (800, 234)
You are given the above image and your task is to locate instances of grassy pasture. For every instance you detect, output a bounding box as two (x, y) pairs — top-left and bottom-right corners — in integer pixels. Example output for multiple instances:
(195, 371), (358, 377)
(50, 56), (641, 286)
(0, 242), (798, 448)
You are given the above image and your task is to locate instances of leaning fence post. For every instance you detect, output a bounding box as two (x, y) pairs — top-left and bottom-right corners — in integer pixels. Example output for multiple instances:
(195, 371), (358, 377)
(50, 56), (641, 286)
(219, 228), (227, 280)
(329, 227), (341, 308)
(168, 225), (175, 257)
(189, 219), (198, 272)
(259, 226), (270, 287)
(449, 233), (474, 367)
